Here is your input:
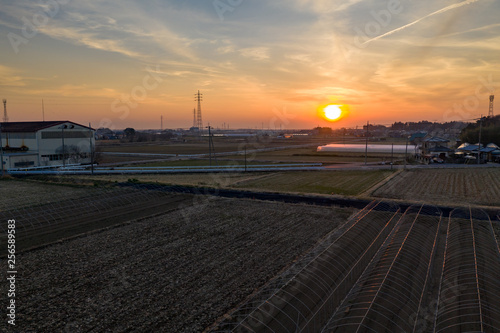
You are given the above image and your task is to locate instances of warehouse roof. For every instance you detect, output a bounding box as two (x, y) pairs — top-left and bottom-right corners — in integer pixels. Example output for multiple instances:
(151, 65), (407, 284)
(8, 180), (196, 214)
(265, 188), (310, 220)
(0, 121), (93, 132)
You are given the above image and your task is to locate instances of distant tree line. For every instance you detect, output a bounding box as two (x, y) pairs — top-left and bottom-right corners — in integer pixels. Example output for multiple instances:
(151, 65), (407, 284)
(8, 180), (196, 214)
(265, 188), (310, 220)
(390, 121), (467, 131)
(460, 116), (500, 145)
(123, 128), (175, 142)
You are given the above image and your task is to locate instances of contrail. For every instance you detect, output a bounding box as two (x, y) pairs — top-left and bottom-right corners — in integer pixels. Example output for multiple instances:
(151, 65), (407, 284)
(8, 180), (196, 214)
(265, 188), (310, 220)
(363, 0), (482, 45)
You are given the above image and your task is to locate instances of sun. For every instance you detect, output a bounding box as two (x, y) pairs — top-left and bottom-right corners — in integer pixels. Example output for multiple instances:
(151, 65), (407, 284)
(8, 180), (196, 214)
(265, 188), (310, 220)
(324, 105), (342, 121)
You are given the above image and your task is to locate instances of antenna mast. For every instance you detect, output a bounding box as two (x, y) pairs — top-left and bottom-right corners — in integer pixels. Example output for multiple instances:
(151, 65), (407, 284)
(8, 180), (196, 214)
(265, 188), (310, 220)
(42, 99), (45, 121)
(194, 91), (203, 133)
(488, 95), (494, 117)
(2, 99), (8, 122)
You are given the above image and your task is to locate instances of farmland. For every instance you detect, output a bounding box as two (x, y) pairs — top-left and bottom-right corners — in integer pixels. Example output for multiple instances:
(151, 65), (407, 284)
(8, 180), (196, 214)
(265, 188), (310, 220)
(97, 136), (331, 156)
(96, 137), (406, 167)
(1, 177), (499, 332)
(52, 169), (394, 196)
(372, 168), (500, 207)
(0, 180), (193, 252)
(231, 170), (393, 195)
(3, 194), (354, 332)
(0, 178), (98, 210)
(225, 147), (405, 165)
(212, 205), (500, 333)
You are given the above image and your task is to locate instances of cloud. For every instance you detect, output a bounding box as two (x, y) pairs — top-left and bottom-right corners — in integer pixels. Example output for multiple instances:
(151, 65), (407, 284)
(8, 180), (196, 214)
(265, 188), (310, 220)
(239, 47), (270, 61)
(363, 0), (483, 45)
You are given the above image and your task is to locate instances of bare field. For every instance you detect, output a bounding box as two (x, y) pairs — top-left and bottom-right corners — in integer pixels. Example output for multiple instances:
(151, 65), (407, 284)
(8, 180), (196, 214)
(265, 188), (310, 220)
(232, 170), (394, 195)
(98, 137), (329, 155)
(372, 168), (500, 207)
(7, 198), (354, 332)
(61, 172), (270, 188)
(125, 159), (276, 168)
(0, 178), (98, 210)
(63, 169), (394, 196)
(225, 147), (403, 164)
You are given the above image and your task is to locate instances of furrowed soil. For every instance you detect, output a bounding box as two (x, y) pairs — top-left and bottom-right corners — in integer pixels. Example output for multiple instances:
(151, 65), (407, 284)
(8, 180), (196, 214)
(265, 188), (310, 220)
(4, 197), (354, 332)
(371, 168), (500, 207)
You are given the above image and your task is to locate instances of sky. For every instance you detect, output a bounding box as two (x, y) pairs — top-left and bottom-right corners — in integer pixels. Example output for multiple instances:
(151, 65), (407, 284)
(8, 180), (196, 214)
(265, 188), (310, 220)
(0, 0), (499, 130)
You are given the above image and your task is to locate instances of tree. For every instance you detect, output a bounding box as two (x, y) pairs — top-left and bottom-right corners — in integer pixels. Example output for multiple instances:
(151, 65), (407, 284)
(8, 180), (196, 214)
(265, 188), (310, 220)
(124, 128), (136, 141)
(460, 116), (500, 145)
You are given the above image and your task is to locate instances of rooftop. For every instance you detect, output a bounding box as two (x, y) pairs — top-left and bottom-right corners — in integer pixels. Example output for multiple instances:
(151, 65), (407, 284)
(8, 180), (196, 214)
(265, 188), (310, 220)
(0, 121), (93, 133)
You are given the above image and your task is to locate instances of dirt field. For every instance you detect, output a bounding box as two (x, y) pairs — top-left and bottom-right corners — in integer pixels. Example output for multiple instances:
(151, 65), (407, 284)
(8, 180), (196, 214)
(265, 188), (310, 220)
(0, 178), (98, 210)
(4, 197), (354, 332)
(226, 147), (405, 164)
(1, 178), (499, 332)
(97, 138), (405, 166)
(58, 169), (393, 196)
(230, 170), (394, 195)
(97, 137), (330, 155)
(58, 172), (272, 188)
(371, 168), (500, 207)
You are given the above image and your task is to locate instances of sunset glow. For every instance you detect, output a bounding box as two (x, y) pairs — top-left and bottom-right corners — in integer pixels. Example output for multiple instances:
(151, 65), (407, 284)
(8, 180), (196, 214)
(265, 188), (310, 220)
(0, 1), (499, 129)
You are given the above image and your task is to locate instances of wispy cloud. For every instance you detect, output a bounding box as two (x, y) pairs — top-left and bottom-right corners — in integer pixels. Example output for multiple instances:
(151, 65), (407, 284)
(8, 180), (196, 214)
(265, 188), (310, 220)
(363, 0), (483, 44)
(239, 47), (270, 61)
(0, 65), (26, 87)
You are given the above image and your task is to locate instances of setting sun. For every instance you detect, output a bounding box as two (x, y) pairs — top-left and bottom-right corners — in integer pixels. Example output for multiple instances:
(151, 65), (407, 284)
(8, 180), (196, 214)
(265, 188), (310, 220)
(324, 105), (342, 121)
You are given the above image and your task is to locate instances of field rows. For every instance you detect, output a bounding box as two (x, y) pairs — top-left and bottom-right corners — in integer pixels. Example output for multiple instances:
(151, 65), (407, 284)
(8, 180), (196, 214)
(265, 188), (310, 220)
(372, 168), (500, 207)
(2, 196), (354, 332)
(214, 205), (500, 332)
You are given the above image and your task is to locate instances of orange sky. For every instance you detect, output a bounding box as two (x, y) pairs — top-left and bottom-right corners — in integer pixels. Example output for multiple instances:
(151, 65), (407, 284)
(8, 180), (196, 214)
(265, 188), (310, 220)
(1, 0), (499, 129)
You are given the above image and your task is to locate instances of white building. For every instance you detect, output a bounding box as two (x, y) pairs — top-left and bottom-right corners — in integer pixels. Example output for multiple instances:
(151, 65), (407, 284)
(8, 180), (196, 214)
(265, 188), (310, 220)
(0, 121), (95, 169)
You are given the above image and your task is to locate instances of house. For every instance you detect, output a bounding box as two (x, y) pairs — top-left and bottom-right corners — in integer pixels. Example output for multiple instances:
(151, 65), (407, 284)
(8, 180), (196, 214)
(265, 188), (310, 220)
(421, 137), (453, 160)
(409, 132), (427, 146)
(0, 121), (95, 169)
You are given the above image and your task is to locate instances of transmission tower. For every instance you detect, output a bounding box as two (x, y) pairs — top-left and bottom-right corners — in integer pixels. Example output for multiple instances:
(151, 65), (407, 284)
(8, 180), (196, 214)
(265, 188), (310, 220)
(488, 95), (494, 117)
(2, 99), (8, 122)
(194, 90), (203, 132)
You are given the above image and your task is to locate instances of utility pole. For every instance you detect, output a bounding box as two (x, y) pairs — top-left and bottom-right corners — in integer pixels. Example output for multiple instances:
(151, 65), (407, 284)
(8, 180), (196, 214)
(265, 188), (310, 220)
(244, 146), (247, 172)
(478, 115), (484, 164)
(89, 122), (94, 175)
(404, 136), (409, 170)
(364, 121), (369, 165)
(0, 123), (4, 176)
(61, 125), (66, 168)
(3, 99), (8, 122)
(195, 91), (203, 134)
(207, 125), (218, 167)
(42, 99), (45, 121)
(160, 115), (163, 131)
(391, 143), (394, 170)
(488, 95), (494, 117)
